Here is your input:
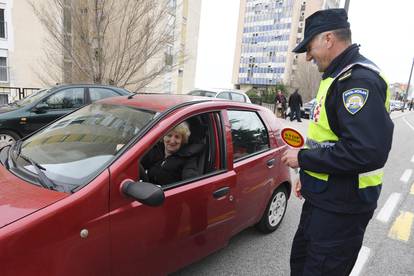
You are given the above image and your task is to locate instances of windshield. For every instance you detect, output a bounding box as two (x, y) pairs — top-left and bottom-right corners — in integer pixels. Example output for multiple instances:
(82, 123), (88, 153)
(13, 89), (49, 107)
(13, 103), (156, 191)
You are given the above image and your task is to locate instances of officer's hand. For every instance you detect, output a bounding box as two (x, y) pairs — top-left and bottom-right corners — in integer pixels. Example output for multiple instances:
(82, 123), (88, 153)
(281, 148), (300, 168)
(294, 179), (302, 199)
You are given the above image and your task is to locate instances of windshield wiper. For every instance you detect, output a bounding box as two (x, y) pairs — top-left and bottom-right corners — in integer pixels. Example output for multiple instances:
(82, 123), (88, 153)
(20, 154), (56, 190)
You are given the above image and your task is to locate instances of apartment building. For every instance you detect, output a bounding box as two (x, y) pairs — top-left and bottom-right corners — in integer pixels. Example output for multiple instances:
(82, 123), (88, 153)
(144, 0), (202, 94)
(232, 0), (340, 91)
(1, 0), (201, 99)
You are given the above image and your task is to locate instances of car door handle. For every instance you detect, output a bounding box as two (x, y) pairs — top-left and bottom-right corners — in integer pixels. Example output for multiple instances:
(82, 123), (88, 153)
(213, 187), (230, 199)
(266, 158), (275, 168)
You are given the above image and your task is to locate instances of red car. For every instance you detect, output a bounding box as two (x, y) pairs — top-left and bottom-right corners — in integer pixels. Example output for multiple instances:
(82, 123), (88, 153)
(0, 94), (291, 276)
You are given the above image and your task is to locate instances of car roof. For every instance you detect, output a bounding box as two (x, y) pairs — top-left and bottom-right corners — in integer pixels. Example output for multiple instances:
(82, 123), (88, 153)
(48, 83), (131, 93)
(99, 93), (258, 113)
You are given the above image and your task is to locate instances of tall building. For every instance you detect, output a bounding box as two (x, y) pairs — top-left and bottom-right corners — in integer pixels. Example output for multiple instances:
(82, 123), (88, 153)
(144, 0), (202, 94)
(1, 0), (201, 101)
(1, 0), (49, 89)
(232, 0), (340, 91)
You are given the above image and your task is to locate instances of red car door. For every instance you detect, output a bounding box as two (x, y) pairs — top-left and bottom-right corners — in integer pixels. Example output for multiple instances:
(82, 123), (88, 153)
(108, 111), (236, 275)
(226, 109), (275, 234)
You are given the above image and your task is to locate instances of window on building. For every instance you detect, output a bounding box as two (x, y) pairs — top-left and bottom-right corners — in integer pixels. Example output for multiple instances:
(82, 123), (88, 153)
(165, 44), (173, 66)
(0, 57), (7, 82)
(0, 9), (5, 39)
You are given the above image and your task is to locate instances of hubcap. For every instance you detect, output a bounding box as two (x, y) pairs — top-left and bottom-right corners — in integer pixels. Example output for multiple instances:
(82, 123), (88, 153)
(268, 191), (286, 227)
(0, 134), (16, 149)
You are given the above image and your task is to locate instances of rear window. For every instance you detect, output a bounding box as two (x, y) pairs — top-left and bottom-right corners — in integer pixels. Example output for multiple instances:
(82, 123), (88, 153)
(231, 93), (246, 102)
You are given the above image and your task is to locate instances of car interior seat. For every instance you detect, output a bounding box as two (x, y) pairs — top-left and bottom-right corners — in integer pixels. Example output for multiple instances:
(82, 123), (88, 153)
(186, 116), (209, 175)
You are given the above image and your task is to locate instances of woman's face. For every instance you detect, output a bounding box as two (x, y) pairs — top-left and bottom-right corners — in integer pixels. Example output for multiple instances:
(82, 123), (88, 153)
(163, 130), (183, 154)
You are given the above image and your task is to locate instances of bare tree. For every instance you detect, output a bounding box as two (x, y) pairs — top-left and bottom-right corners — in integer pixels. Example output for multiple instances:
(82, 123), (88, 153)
(29, 0), (176, 92)
(292, 60), (322, 101)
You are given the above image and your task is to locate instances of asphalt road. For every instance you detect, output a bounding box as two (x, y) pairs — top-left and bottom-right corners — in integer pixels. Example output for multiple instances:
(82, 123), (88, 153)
(174, 110), (414, 276)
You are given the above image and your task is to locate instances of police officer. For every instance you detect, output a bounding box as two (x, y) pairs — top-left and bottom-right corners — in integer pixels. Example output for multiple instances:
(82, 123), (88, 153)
(281, 9), (394, 275)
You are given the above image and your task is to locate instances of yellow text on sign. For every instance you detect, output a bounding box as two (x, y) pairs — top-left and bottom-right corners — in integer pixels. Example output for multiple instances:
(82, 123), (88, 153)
(388, 211), (414, 242)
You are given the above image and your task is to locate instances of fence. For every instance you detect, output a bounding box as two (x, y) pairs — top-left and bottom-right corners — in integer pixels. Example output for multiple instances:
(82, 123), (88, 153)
(0, 86), (41, 104)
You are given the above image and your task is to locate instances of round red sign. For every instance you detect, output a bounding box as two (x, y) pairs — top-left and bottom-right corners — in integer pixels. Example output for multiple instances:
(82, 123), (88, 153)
(280, 128), (304, 148)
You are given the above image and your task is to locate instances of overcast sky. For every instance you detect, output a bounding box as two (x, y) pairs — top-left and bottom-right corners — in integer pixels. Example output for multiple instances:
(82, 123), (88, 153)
(194, 0), (414, 89)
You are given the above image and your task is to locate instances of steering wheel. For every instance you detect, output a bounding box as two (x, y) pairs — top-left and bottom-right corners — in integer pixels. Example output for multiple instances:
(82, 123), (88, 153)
(139, 163), (149, 182)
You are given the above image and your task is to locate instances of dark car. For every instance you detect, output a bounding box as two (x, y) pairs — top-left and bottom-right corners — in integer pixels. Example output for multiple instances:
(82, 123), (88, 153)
(0, 94), (291, 276)
(0, 84), (131, 148)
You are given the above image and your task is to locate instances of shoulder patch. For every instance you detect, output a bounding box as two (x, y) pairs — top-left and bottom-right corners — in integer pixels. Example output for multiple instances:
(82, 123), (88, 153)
(342, 88), (369, 115)
(338, 69), (352, 82)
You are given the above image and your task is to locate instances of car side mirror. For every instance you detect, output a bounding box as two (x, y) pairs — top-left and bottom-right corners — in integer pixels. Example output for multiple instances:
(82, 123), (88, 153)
(121, 180), (165, 207)
(32, 103), (49, 113)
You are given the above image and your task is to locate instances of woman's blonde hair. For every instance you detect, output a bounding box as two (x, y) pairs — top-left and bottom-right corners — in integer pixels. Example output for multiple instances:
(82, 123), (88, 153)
(171, 121), (191, 144)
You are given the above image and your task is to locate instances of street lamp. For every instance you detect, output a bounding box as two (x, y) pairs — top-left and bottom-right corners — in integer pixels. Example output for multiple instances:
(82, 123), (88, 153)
(402, 57), (414, 112)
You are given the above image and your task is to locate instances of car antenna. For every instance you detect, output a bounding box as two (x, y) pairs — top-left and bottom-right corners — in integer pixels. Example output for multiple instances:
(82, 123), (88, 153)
(127, 93), (136, 99)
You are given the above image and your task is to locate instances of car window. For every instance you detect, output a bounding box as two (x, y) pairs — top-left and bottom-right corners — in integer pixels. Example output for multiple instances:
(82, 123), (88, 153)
(89, 88), (121, 102)
(139, 112), (222, 188)
(14, 89), (49, 107)
(230, 93), (246, 102)
(44, 88), (85, 110)
(16, 103), (156, 191)
(227, 110), (270, 161)
(217, 92), (231, 100)
(189, 90), (217, 97)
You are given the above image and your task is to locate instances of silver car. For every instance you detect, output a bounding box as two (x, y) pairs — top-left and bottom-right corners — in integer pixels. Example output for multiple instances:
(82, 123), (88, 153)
(188, 88), (252, 103)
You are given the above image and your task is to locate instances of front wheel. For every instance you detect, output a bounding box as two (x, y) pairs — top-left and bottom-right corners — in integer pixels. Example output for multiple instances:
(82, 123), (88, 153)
(256, 185), (288, 233)
(0, 130), (20, 149)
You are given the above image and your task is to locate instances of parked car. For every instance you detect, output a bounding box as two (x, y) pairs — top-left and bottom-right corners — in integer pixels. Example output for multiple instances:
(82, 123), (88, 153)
(0, 84), (131, 148)
(301, 98), (317, 119)
(390, 100), (404, 112)
(0, 94), (291, 276)
(188, 88), (252, 103)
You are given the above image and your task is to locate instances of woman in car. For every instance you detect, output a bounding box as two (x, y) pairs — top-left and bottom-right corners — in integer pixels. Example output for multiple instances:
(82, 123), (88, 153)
(141, 122), (203, 185)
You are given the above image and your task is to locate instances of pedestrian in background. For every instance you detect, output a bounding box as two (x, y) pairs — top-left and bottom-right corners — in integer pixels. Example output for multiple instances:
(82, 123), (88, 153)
(281, 8), (394, 275)
(409, 99), (413, 111)
(288, 89), (303, 122)
(274, 89), (287, 118)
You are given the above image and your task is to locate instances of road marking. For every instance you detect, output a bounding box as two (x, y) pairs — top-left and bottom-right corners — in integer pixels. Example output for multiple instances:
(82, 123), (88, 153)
(403, 116), (414, 131)
(376, 193), (401, 223)
(388, 211), (414, 242)
(410, 183), (414, 195)
(349, 246), (371, 276)
(400, 169), (413, 183)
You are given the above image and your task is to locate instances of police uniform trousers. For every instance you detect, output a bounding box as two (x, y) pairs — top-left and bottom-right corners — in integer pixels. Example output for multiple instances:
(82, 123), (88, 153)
(290, 200), (374, 276)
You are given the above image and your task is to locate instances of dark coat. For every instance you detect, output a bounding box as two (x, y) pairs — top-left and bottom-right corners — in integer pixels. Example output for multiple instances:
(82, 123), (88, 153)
(141, 142), (204, 186)
(288, 91), (303, 108)
(275, 94), (287, 108)
(298, 44), (394, 214)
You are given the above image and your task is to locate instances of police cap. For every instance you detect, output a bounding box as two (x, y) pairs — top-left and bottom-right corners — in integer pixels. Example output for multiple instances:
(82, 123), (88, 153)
(292, 8), (350, 53)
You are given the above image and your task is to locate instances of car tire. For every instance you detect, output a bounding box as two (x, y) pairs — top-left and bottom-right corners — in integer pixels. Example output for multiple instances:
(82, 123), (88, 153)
(255, 185), (288, 234)
(0, 130), (20, 149)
